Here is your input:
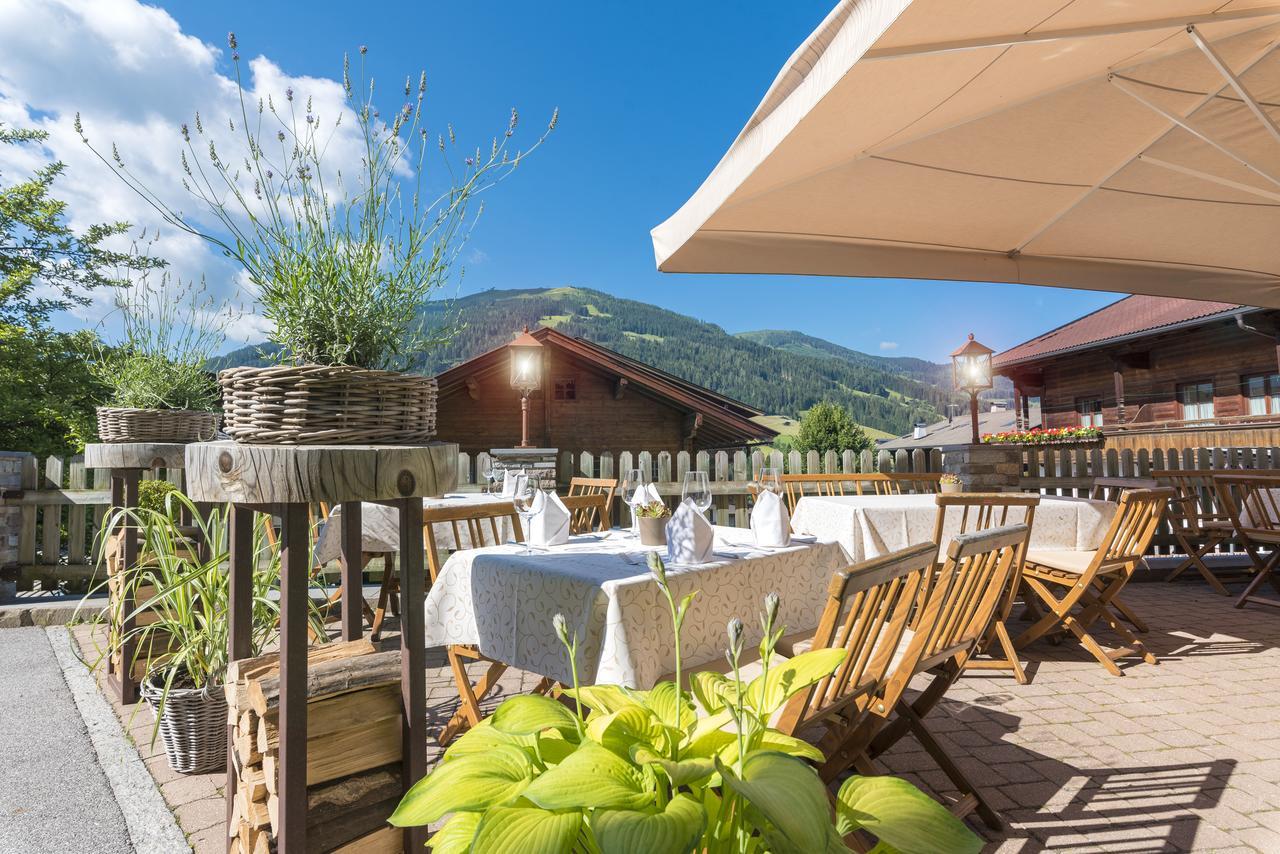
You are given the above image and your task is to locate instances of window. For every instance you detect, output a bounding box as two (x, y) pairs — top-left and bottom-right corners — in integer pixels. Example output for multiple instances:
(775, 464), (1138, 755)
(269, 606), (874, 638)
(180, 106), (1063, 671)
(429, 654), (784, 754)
(553, 378), (576, 401)
(1077, 397), (1104, 428)
(1244, 373), (1280, 416)
(1178, 381), (1215, 422)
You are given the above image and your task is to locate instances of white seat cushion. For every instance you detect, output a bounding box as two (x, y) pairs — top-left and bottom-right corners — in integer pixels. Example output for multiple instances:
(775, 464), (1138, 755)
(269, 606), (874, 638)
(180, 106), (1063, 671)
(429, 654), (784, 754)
(1026, 548), (1097, 575)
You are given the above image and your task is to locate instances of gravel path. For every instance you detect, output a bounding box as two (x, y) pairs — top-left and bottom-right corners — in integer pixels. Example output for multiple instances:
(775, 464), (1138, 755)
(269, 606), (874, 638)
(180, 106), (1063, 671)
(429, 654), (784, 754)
(0, 627), (133, 853)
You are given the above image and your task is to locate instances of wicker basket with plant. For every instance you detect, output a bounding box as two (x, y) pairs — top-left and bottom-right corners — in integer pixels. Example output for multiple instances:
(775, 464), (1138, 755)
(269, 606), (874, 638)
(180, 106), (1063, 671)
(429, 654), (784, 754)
(91, 274), (227, 444)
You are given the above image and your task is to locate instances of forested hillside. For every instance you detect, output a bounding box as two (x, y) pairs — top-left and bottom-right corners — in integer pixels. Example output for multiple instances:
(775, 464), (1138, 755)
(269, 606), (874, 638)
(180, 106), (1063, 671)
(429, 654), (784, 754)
(213, 287), (974, 434)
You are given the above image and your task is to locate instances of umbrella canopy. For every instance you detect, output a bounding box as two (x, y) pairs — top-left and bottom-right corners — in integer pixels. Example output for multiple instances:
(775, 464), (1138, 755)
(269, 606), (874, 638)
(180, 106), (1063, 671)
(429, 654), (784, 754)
(651, 1), (1280, 308)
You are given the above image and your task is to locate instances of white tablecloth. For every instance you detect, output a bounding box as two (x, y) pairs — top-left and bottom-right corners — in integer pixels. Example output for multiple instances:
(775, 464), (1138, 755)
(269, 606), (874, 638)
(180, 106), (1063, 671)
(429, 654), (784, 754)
(790, 494), (1116, 564)
(313, 493), (517, 565)
(423, 526), (847, 688)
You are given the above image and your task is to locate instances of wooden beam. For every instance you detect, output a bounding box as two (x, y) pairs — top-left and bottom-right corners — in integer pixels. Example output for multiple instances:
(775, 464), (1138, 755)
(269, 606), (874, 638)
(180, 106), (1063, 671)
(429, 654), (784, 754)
(614, 377), (629, 400)
(1113, 363), (1127, 424)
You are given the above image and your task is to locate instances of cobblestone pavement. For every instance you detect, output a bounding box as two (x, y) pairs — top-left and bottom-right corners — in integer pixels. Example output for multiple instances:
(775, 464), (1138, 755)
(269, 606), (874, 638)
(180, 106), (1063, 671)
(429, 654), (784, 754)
(73, 579), (1280, 853)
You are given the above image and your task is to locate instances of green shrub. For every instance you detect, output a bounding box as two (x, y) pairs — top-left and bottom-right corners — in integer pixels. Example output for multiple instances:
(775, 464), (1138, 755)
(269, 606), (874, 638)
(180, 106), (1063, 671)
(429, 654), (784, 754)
(136, 480), (180, 515)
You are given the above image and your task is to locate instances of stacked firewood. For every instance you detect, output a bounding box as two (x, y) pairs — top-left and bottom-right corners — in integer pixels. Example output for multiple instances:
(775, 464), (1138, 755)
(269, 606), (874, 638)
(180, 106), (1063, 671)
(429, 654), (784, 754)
(225, 639), (406, 854)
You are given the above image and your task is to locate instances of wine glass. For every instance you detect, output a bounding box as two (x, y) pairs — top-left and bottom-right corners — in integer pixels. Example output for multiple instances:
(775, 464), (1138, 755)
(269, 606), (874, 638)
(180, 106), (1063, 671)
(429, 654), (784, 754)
(477, 456), (493, 494)
(512, 477), (538, 554)
(682, 471), (712, 515)
(622, 468), (644, 505)
(759, 467), (782, 496)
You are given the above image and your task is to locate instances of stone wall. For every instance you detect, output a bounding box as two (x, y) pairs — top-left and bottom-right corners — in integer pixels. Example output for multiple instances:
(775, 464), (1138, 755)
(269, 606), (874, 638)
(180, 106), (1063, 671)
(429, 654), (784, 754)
(0, 452), (32, 568)
(942, 444), (1022, 492)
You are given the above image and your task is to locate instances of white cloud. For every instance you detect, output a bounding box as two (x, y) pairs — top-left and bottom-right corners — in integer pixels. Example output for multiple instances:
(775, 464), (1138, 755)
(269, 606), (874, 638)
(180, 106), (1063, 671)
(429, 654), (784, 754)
(0, 0), (367, 348)
(879, 341), (899, 351)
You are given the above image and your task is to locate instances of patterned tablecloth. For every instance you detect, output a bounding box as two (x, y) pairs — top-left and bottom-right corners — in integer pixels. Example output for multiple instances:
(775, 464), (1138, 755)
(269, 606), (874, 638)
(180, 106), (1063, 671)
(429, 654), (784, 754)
(422, 526), (848, 688)
(313, 493), (517, 565)
(790, 494), (1117, 564)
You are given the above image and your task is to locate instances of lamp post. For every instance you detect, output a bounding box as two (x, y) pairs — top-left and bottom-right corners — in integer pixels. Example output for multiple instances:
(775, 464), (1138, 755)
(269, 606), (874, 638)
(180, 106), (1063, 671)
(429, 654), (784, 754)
(509, 327), (544, 448)
(951, 333), (994, 445)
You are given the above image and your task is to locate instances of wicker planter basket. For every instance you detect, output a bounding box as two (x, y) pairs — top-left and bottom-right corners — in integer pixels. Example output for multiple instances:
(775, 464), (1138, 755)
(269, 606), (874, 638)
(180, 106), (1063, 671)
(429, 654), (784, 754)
(141, 676), (227, 774)
(218, 364), (438, 445)
(96, 407), (220, 444)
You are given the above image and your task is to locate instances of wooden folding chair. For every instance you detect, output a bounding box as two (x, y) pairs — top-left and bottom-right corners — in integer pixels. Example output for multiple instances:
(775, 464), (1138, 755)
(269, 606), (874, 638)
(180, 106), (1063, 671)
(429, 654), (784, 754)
(1214, 473), (1280, 609)
(1153, 469), (1237, 595)
(771, 543), (934, 779)
(684, 542), (934, 783)
(1090, 476), (1159, 502)
(424, 502), (545, 745)
(931, 493), (1039, 683)
(859, 524), (1030, 830)
(567, 476), (618, 518)
(1015, 489), (1171, 676)
(562, 485), (615, 534)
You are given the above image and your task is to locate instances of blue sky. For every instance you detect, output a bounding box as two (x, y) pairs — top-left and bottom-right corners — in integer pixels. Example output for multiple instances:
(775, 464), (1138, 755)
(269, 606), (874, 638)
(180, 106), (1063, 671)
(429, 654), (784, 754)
(5, 1), (1120, 361)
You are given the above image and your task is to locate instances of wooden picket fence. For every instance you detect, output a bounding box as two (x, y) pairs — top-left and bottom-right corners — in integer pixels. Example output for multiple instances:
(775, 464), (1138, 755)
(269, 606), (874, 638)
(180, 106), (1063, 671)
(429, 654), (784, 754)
(9, 441), (1280, 587)
(0, 453), (183, 589)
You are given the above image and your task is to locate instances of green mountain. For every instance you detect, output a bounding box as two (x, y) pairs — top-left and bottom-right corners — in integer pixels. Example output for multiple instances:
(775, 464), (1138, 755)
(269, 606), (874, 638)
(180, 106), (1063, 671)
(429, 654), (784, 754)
(213, 286), (971, 435)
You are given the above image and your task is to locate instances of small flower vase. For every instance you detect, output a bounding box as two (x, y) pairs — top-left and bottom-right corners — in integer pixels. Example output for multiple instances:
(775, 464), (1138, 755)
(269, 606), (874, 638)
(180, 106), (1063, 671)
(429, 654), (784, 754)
(941, 482), (963, 494)
(638, 516), (668, 547)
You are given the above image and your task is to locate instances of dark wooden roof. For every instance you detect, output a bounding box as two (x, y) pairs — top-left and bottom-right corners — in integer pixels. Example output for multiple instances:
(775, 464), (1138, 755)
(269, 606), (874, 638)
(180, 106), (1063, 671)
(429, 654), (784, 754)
(435, 326), (777, 448)
(995, 296), (1252, 369)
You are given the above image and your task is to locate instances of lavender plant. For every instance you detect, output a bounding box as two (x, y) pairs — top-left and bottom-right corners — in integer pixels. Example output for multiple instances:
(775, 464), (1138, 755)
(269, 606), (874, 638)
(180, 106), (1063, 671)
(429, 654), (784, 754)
(76, 37), (555, 370)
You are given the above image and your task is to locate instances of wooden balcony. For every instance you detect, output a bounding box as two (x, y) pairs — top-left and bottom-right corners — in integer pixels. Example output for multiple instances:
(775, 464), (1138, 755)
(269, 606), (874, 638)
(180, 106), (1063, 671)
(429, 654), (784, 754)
(1101, 410), (1280, 453)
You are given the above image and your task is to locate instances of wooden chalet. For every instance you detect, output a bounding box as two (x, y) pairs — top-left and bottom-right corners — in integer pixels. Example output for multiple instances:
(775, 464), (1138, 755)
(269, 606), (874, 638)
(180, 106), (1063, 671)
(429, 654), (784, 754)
(994, 296), (1280, 452)
(433, 326), (776, 457)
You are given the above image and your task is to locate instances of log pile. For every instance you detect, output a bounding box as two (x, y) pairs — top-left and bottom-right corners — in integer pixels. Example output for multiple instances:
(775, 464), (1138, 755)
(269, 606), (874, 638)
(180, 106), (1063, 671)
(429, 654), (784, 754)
(225, 639), (406, 854)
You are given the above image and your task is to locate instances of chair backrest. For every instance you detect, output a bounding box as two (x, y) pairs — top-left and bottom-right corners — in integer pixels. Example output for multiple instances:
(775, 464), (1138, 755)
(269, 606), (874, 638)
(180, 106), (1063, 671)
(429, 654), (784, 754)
(1080, 488), (1173, 580)
(422, 501), (525, 582)
(780, 473), (893, 512)
(931, 493), (1040, 552)
(775, 542), (934, 737)
(1215, 473), (1280, 545)
(884, 472), (945, 495)
(568, 477), (617, 503)
(561, 492), (611, 534)
(1091, 476), (1160, 502)
(882, 524), (1028, 709)
(1151, 469), (1228, 534)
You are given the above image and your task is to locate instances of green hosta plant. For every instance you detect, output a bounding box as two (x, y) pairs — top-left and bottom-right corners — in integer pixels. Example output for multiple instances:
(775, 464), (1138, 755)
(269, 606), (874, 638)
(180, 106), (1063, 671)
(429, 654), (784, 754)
(390, 553), (981, 854)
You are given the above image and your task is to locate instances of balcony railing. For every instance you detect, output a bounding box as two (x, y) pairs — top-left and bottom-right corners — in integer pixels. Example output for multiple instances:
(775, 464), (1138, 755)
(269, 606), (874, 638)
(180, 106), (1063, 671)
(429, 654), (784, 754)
(1104, 411), (1280, 434)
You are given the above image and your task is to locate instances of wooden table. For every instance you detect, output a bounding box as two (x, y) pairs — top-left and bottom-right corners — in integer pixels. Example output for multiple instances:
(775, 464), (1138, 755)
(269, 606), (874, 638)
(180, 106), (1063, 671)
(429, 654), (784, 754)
(184, 440), (457, 854)
(84, 442), (191, 704)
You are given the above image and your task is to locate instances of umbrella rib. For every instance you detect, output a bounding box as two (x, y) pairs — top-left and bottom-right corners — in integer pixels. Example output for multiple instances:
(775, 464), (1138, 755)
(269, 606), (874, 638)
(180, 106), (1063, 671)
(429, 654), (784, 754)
(1135, 155), (1280, 204)
(1187, 24), (1280, 148)
(1008, 39), (1280, 256)
(1109, 74), (1280, 190)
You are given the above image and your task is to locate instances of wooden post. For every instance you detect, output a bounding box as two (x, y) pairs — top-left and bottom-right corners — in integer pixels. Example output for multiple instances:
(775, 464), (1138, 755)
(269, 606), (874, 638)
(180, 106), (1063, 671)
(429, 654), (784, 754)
(1013, 386), (1024, 431)
(226, 505), (254, 836)
(396, 497), (428, 852)
(339, 501), (363, 641)
(277, 505), (310, 852)
(1113, 362), (1126, 424)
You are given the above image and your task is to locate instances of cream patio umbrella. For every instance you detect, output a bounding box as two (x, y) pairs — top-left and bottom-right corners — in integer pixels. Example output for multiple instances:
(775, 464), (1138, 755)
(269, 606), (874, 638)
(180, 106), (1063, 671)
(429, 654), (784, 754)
(651, 1), (1280, 308)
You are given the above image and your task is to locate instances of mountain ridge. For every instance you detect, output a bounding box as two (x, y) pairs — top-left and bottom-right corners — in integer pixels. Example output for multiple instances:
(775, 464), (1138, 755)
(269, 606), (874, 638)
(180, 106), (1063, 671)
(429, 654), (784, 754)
(213, 286), (972, 435)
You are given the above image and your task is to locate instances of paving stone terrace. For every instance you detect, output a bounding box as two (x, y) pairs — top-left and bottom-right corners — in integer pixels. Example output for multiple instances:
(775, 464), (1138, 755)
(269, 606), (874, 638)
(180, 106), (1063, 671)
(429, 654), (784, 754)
(72, 578), (1280, 853)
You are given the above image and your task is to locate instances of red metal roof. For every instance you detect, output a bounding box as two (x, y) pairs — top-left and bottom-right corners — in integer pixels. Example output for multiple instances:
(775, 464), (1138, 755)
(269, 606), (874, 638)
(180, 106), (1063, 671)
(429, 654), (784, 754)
(994, 296), (1247, 368)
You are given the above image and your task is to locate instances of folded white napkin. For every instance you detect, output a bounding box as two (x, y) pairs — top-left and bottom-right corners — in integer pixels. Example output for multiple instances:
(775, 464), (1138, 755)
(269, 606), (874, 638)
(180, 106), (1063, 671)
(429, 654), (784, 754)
(527, 490), (571, 547)
(666, 498), (715, 565)
(629, 482), (663, 532)
(500, 469), (528, 498)
(751, 489), (792, 548)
